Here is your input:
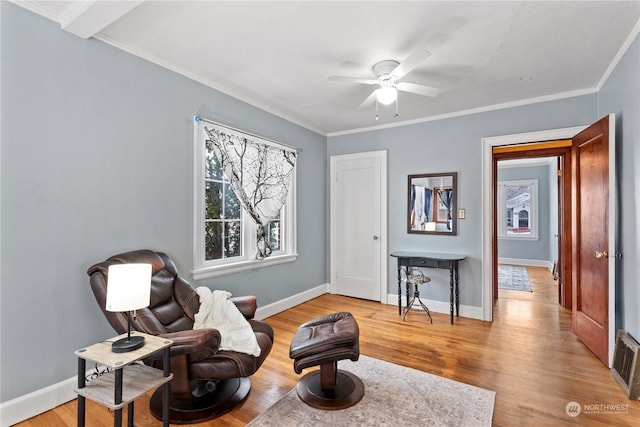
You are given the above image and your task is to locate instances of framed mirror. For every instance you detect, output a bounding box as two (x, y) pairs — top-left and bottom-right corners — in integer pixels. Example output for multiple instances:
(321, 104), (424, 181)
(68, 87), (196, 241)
(407, 172), (457, 235)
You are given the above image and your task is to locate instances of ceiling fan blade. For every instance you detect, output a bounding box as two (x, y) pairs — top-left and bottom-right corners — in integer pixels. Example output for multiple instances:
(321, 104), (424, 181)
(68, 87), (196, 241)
(357, 90), (378, 110)
(328, 76), (379, 85)
(396, 82), (442, 97)
(392, 48), (431, 78)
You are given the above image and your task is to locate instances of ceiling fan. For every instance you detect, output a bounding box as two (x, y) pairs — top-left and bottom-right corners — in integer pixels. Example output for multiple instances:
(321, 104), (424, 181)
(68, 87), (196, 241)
(328, 47), (443, 119)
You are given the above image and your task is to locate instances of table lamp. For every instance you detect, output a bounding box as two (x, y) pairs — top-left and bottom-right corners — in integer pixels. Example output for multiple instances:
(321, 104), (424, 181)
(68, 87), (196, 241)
(106, 263), (152, 353)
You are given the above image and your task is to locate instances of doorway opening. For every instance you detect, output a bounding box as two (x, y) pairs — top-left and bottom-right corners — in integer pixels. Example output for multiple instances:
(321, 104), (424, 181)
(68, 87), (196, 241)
(495, 156), (563, 306)
(482, 116), (616, 367)
(481, 126), (586, 322)
(493, 144), (571, 311)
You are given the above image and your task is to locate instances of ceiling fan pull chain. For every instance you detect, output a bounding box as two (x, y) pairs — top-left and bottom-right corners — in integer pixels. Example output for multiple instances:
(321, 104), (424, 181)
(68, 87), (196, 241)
(395, 97), (399, 117)
(375, 99), (379, 121)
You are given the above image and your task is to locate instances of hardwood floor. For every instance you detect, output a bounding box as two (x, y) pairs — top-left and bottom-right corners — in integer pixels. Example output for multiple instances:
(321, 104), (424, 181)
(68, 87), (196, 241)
(18, 266), (640, 426)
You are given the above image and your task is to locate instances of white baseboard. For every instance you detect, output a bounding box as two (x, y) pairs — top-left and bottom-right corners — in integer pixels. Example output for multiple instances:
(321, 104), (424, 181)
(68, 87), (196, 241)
(255, 283), (329, 320)
(2, 373), (81, 427)
(384, 293), (484, 320)
(0, 285), (328, 426)
(498, 257), (554, 271)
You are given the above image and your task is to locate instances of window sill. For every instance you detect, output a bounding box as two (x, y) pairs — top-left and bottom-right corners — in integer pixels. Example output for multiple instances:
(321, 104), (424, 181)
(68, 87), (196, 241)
(498, 235), (539, 241)
(191, 253), (298, 280)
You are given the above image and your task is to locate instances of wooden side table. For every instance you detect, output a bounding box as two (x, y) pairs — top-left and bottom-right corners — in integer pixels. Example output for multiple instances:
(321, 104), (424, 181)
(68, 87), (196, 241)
(75, 332), (173, 427)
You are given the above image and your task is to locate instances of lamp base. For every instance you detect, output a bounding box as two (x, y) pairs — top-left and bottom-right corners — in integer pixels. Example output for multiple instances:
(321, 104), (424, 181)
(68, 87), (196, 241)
(112, 335), (145, 353)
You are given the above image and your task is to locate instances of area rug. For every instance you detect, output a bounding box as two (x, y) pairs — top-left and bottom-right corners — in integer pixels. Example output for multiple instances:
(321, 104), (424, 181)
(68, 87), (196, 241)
(498, 265), (532, 292)
(247, 355), (495, 427)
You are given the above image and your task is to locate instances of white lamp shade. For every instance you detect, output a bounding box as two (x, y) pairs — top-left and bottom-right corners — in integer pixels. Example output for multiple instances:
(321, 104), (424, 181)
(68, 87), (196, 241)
(106, 263), (152, 312)
(376, 86), (397, 105)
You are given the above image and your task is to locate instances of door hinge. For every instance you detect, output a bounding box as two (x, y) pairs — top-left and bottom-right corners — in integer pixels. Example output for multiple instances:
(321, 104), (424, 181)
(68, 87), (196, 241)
(557, 169), (562, 177)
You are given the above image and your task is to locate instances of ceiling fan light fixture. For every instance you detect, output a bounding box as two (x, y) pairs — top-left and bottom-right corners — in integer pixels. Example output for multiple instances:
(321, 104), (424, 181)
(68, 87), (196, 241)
(376, 86), (397, 105)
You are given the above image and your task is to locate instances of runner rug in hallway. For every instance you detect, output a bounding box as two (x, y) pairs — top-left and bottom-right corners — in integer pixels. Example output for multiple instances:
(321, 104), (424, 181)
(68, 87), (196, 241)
(498, 265), (532, 292)
(247, 355), (495, 427)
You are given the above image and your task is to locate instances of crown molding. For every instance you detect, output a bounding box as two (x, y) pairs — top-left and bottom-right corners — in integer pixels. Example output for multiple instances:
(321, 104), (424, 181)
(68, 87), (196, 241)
(327, 88), (596, 137)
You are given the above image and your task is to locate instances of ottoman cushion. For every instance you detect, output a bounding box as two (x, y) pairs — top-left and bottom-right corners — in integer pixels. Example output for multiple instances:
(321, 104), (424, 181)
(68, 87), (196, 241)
(289, 312), (359, 373)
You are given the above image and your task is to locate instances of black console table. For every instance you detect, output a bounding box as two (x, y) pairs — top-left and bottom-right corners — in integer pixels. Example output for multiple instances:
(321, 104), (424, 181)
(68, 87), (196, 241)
(390, 251), (466, 324)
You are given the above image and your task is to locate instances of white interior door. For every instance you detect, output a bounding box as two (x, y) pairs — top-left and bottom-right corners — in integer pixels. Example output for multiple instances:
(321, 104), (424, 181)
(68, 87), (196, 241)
(330, 151), (387, 301)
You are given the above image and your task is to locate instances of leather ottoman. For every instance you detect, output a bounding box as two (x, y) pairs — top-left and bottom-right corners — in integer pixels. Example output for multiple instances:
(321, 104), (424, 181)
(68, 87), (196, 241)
(289, 312), (364, 409)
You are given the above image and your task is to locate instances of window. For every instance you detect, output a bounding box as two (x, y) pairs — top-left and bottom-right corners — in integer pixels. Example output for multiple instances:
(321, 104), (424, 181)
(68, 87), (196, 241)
(497, 179), (538, 240)
(193, 120), (297, 279)
(204, 151), (242, 261)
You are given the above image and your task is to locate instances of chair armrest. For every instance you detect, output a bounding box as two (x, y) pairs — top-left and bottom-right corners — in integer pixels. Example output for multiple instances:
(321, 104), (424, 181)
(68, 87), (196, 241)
(157, 329), (221, 357)
(230, 295), (257, 319)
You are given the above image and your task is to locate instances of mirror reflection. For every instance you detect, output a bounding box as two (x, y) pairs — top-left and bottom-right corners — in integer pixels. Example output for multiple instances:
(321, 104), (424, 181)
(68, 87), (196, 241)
(408, 172), (457, 235)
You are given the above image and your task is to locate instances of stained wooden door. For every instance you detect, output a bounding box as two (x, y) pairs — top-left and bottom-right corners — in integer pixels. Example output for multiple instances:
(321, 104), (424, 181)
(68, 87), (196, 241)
(572, 114), (615, 366)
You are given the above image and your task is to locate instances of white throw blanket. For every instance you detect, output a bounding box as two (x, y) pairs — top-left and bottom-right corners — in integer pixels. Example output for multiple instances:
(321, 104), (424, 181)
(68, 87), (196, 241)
(193, 287), (261, 357)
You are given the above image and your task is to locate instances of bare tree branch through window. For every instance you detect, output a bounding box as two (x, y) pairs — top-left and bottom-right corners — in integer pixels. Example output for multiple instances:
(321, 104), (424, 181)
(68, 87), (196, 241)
(204, 126), (297, 259)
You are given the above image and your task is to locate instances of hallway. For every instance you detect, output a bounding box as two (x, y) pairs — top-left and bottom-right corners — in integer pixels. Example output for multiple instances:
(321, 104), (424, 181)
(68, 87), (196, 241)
(496, 265), (565, 325)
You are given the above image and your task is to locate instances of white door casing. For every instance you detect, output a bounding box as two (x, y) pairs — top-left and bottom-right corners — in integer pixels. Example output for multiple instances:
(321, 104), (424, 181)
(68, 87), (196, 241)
(330, 151), (387, 301)
(482, 126), (585, 322)
(482, 119), (616, 366)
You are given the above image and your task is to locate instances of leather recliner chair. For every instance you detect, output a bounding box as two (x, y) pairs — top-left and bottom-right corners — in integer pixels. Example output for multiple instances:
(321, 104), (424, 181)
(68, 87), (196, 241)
(87, 249), (274, 424)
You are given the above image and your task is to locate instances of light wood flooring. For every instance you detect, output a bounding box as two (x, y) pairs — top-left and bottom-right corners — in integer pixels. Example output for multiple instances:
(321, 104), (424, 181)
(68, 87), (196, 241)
(17, 267), (640, 426)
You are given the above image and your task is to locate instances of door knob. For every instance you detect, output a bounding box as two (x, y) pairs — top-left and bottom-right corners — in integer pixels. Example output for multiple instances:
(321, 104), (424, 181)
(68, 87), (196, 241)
(373, 235), (379, 240)
(594, 251), (608, 259)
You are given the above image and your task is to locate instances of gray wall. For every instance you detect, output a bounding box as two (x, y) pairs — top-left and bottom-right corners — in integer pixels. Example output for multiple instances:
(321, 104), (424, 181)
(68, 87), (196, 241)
(597, 32), (640, 340)
(497, 164), (553, 262)
(0, 3), (327, 402)
(328, 95), (597, 307)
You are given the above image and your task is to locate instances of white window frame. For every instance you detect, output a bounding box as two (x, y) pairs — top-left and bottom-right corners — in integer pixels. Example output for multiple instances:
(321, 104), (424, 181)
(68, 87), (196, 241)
(192, 120), (297, 280)
(497, 179), (539, 240)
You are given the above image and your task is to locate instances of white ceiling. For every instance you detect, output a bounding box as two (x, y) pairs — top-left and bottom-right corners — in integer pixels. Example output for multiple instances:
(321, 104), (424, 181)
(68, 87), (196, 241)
(13, 1), (640, 135)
